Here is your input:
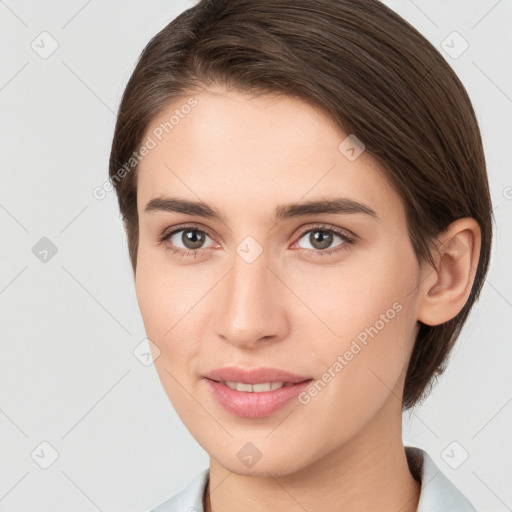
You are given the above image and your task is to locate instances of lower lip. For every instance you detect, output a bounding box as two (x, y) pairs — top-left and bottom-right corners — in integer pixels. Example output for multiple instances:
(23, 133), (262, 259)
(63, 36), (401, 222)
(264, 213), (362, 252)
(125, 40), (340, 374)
(204, 378), (313, 418)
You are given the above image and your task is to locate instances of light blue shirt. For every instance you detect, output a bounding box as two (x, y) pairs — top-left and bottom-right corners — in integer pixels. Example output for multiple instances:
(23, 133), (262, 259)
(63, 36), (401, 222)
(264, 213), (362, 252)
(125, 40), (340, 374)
(150, 446), (477, 511)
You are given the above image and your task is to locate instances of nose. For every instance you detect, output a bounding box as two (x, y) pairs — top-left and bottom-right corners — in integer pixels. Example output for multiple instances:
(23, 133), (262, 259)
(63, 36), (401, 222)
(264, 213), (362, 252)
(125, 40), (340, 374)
(213, 252), (290, 350)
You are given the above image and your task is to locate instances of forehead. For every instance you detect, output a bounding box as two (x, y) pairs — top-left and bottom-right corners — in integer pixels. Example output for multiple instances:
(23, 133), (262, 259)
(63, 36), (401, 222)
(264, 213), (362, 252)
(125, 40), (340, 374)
(136, 88), (401, 224)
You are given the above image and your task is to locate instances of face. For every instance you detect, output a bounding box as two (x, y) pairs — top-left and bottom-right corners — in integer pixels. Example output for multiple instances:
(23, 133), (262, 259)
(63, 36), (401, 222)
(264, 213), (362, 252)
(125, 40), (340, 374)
(135, 86), (424, 476)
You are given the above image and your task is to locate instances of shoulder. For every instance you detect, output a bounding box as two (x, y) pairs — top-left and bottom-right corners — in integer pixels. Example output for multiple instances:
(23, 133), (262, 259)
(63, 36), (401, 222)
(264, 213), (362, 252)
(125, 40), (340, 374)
(149, 468), (209, 512)
(406, 446), (478, 512)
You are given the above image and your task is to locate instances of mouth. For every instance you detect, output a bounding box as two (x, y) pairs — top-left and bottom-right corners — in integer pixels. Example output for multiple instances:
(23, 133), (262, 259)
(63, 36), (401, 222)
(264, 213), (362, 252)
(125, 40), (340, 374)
(209, 380), (307, 392)
(203, 374), (314, 418)
(203, 366), (312, 385)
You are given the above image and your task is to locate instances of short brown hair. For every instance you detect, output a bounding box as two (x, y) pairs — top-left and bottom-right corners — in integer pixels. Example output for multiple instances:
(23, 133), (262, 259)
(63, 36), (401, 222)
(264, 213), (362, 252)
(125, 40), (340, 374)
(109, 0), (493, 409)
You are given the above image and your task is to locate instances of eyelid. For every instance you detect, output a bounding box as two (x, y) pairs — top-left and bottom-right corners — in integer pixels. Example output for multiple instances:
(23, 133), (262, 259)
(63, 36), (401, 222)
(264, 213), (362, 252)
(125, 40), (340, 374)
(293, 223), (357, 243)
(158, 222), (218, 244)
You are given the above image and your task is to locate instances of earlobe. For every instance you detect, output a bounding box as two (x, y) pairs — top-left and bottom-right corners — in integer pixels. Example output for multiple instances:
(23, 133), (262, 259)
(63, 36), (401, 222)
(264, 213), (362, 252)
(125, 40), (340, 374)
(417, 218), (481, 326)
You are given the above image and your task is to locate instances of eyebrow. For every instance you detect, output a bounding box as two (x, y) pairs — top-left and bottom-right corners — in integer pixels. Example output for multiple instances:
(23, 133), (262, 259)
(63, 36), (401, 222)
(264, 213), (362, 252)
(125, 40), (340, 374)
(144, 195), (378, 222)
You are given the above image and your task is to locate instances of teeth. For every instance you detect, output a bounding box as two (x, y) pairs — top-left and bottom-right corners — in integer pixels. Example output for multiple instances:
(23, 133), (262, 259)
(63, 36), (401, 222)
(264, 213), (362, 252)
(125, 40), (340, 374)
(224, 381), (286, 392)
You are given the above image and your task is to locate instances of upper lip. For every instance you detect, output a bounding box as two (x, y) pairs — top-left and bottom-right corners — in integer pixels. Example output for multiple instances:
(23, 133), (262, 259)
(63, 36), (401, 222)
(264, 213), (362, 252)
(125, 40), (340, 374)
(204, 366), (312, 385)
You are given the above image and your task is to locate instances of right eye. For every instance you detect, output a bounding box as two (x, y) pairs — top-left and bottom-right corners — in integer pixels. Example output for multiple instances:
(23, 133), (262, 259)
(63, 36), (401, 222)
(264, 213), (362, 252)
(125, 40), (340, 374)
(158, 225), (217, 258)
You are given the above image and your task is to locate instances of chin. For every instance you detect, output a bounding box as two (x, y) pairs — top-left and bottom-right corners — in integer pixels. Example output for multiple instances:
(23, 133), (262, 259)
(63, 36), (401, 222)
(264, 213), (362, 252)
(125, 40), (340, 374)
(206, 438), (316, 478)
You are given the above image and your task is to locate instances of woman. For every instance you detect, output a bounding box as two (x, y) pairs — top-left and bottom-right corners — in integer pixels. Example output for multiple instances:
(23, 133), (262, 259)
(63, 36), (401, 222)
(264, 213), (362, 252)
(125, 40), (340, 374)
(109, 1), (493, 510)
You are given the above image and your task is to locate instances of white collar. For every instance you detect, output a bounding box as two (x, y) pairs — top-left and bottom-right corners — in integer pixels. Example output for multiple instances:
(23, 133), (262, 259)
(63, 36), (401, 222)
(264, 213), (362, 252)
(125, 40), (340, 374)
(150, 446), (476, 511)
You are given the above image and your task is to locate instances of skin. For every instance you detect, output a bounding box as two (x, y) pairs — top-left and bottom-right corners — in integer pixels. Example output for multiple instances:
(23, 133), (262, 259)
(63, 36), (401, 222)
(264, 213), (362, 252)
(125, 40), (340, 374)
(134, 86), (481, 512)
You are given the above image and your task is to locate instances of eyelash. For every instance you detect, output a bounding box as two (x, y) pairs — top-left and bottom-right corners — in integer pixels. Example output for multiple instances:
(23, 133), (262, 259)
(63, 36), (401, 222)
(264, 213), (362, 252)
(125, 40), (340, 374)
(157, 223), (356, 259)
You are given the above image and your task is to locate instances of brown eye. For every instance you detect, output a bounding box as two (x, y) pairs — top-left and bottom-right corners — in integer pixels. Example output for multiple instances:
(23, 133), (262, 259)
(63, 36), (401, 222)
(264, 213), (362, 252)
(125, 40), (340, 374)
(307, 230), (335, 250)
(296, 226), (355, 256)
(296, 227), (349, 252)
(177, 229), (207, 250)
(164, 228), (214, 250)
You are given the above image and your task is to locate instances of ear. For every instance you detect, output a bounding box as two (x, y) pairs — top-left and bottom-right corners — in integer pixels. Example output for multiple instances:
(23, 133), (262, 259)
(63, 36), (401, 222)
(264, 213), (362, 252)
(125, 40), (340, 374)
(417, 218), (482, 326)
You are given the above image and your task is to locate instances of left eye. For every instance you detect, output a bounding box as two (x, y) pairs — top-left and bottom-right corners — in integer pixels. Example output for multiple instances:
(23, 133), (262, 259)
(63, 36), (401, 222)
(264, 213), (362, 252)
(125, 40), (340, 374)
(294, 227), (351, 252)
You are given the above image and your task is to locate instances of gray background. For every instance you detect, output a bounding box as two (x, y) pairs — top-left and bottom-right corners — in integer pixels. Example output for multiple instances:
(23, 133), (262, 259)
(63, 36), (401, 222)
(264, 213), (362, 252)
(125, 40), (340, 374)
(0, 0), (511, 510)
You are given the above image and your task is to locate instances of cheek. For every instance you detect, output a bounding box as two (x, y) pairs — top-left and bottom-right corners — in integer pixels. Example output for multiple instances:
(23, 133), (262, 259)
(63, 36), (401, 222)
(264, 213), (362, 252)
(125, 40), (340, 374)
(284, 237), (418, 345)
(302, 277), (414, 395)
(289, 293), (417, 454)
(134, 259), (202, 414)
(294, 251), (419, 437)
(134, 247), (214, 370)
(135, 243), (194, 339)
